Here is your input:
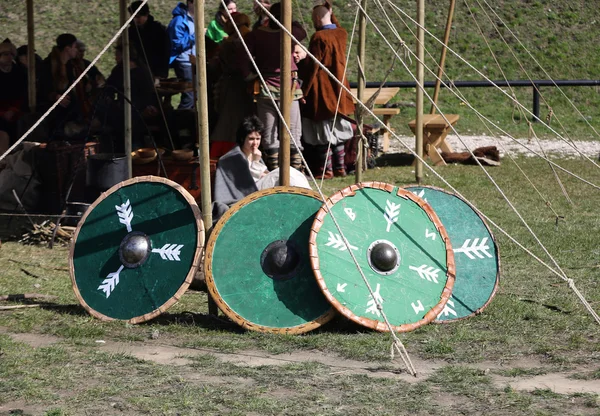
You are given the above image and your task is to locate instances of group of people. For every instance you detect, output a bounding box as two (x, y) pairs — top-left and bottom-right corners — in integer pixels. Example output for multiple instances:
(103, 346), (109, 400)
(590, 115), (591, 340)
(1, 0), (356, 200)
(207, 0), (355, 190)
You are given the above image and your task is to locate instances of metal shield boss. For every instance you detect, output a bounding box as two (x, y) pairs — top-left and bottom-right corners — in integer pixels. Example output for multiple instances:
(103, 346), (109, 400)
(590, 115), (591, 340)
(70, 176), (205, 323)
(404, 185), (500, 322)
(310, 182), (455, 332)
(205, 187), (335, 334)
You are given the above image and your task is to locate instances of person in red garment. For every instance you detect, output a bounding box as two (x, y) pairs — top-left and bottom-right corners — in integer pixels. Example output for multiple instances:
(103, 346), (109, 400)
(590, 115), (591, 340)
(299, 3), (354, 178)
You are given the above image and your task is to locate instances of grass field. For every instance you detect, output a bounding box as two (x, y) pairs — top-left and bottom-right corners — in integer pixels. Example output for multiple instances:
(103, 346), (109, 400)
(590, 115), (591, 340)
(1, 156), (600, 415)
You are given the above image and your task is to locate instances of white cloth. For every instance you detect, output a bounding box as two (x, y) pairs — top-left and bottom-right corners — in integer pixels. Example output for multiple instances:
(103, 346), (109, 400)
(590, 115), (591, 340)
(256, 167), (311, 190)
(248, 159), (268, 182)
(301, 116), (354, 146)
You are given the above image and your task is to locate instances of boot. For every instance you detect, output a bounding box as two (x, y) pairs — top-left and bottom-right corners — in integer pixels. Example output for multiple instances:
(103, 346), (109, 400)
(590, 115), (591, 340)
(332, 143), (347, 177)
(264, 148), (279, 171)
(290, 148), (303, 171)
(315, 145), (333, 179)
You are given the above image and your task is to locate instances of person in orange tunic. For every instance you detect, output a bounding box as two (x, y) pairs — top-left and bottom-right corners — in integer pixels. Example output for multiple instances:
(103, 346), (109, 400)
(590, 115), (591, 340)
(299, 2), (354, 178)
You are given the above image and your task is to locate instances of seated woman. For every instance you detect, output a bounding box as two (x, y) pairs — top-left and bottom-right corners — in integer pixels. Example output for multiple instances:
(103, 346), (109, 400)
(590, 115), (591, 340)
(212, 115), (310, 221)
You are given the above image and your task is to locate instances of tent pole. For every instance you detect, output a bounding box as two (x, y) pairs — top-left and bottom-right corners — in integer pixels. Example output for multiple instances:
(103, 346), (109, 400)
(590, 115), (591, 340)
(355, 0), (367, 183)
(430, 0), (455, 114)
(26, 0), (36, 113)
(119, 0), (132, 178)
(415, 0), (424, 184)
(279, 0), (292, 186)
(194, 0), (212, 228)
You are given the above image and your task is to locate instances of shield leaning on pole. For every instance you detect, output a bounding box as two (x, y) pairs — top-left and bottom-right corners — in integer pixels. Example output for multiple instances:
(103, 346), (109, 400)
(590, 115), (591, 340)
(205, 186), (336, 334)
(69, 176), (205, 323)
(404, 185), (500, 322)
(309, 182), (455, 332)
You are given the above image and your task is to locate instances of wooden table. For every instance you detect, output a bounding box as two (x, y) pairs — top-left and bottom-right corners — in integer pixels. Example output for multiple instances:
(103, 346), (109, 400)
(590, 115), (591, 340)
(408, 114), (460, 166)
(351, 87), (401, 152)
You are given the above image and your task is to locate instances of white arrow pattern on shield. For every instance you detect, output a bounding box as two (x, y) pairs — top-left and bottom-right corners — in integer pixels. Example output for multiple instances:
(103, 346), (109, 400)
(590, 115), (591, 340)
(409, 265), (440, 284)
(115, 200), (134, 233)
(152, 244), (184, 261)
(384, 200), (401, 232)
(337, 283), (347, 292)
(98, 265), (125, 298)
(325, 232), (358, 251)
(454, 238), (492, 260)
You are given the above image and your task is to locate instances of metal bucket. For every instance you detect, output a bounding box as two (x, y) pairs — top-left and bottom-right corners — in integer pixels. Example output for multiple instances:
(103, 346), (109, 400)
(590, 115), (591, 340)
(86, 154), (128, 191)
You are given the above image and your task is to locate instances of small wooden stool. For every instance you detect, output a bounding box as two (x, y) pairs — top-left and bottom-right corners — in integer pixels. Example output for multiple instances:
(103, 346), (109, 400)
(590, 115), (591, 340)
(408, 114), (460, 166)
(373, 107), (401, 152)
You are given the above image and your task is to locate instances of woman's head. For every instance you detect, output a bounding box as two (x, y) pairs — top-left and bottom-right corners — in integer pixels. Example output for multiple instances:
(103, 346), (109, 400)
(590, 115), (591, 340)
(219, 0), (237, 13)
(236, 115), (264, 149)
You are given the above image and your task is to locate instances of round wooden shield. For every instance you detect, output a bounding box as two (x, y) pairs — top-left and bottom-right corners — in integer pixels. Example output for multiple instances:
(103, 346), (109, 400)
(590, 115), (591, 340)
(404, 185), (500, 322)
(205, 187), (335, 334)
(309, 182), (455, 332)
(69, 176), (204, 323)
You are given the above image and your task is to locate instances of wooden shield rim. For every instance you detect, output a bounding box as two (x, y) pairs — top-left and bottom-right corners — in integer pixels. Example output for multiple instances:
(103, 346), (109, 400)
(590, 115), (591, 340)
(205, 186), (336, 334)
(309, 181), (456, 333)
(403, 184), (501, 323)
(69, 175), (205, 324)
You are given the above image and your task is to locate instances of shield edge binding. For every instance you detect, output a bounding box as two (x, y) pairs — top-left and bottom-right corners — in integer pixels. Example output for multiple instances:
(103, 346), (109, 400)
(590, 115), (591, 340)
(205, 186), (336, 334)
(309, 181), (456, 332)
(402, 184), (501, 323)
(69, 175), (205, 324)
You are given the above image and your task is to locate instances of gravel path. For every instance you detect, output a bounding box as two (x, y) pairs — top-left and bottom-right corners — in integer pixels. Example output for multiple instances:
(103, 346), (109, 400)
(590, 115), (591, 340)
(387, 134), (600, 159)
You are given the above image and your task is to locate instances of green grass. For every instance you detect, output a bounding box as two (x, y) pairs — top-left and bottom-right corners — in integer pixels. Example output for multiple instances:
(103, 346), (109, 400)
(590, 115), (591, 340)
(1, 158), (600, 414)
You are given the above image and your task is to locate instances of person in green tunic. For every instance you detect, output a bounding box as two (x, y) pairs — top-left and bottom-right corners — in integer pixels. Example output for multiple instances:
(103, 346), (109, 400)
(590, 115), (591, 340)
(206, 0), (237, 44)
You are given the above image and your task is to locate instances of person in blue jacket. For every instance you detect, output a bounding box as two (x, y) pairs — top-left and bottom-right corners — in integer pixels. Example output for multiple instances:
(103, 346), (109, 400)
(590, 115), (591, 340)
(167, 0), (195, 109)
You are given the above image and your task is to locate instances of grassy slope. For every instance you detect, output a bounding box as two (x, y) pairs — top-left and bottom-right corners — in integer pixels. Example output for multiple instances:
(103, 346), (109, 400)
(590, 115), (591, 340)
(1, 0), (599, 138)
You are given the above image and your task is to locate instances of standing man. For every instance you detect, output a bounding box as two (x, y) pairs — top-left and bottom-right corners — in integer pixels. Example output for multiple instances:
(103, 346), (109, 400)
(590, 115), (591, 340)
(167, 0), (195, 109)
(128, 1), (170, 80)
(299, 3), (354, 178)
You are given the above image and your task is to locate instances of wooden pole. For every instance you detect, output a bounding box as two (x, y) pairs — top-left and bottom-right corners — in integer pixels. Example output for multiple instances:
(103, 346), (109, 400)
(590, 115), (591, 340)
(430, 0), (455, 114)
(119, 0), (132, 178)
(26, 0), (36, 113)
(279, 0), (292, 186)
(415, 0), (424, 184)
(355, 0), (367, 184)
(194, 0), (212, 228)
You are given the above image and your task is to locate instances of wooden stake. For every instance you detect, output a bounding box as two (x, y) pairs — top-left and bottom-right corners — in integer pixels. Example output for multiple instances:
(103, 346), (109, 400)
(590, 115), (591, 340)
(356, 0), (367, 183)
(279, 0), (292, 186)
(430, 0), (456, 114)
(119, 0), (133, 178)
(415, 0), (425, 184)
(194, 0), (213, 228)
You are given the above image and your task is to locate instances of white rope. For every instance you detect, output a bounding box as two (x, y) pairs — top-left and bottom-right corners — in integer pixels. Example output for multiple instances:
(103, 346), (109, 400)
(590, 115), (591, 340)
(480, 0), (600, 143)
(466, 0), (600, 172)
(321, 6), (359, 188)
(378, 1), (600, 192)
(359, 0), (600, 325)
(0, 0), (149, 162)
(238, 1), (417, 375)
(383, 0), (600, 172)
(255, 0), (600, 326)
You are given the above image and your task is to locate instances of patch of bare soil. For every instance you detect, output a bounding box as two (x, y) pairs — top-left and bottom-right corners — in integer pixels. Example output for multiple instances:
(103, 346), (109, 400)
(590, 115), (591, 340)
(4, 330), (600, 395)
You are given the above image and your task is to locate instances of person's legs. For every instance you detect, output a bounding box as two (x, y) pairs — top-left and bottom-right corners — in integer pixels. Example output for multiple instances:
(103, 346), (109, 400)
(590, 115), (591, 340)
(173, 61), (194, 110)
(256, 99), (279, 170)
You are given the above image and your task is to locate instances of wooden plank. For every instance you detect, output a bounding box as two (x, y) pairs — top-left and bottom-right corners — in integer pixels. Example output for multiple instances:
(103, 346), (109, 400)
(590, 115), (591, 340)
(372, 108), (401, 115)
(408, 114), (460, 129)
(350, 87), (400, 106)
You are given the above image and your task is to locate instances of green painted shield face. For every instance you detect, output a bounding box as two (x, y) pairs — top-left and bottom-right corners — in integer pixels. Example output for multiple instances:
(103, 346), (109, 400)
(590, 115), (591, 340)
(206, 187), (335, 334)
(71, 178), (203, 322)
(405, 186), (499, 322)
(310, 183), (455, 332)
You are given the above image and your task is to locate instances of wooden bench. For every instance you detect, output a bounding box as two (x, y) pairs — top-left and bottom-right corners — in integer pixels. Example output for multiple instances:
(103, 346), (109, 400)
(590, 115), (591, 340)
(351, 87), (400, 152)
(408, 114), (460, 166)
